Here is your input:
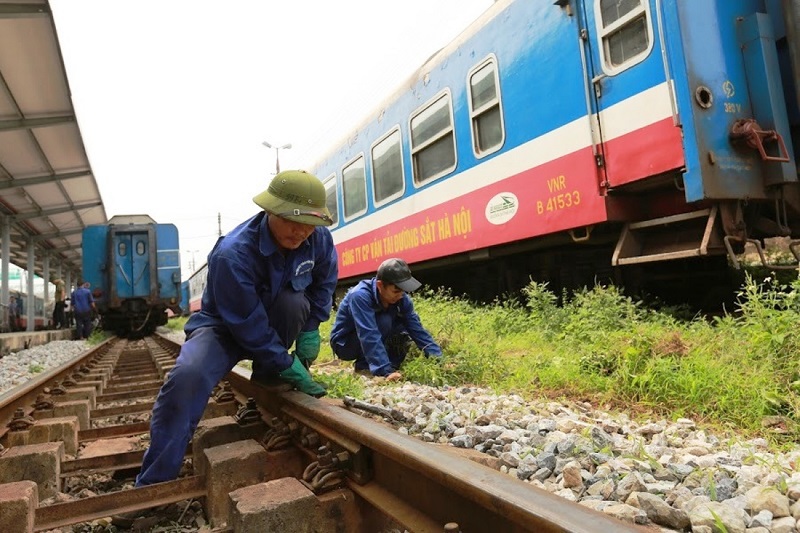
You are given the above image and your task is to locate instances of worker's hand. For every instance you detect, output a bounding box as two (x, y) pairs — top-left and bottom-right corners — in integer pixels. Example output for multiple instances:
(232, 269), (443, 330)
(295, 330), (322, 368)
(385, 371), (403, 382)
(278, 355), (327, 397)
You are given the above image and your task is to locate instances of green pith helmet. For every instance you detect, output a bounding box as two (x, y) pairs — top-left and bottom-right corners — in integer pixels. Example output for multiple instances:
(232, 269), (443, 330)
(253, 170), (333, 226)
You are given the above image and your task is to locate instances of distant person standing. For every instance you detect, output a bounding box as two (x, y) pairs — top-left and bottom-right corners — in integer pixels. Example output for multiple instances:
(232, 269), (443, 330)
(71, 281), (96, 340)
(51, 277), (67, 329)
(14, 295), (22, 331)
(8, 295), (19, 331)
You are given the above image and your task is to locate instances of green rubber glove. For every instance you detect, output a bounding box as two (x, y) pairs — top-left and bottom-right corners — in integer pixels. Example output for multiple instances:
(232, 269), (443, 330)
(279, 355), (327, 398)
(295, 329), (321, 367)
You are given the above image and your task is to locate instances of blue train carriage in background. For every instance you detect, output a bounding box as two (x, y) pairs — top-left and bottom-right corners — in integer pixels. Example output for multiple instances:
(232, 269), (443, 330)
(311, 0), (800, 305)
(179, 280), (190, 316)
(167, 280), (190, 318)
(82, 214), (182, 337)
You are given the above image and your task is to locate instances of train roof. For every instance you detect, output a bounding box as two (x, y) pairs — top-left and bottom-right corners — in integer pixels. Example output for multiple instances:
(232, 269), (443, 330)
(308, 0), (503, 167)
(107, 214), (158, 225)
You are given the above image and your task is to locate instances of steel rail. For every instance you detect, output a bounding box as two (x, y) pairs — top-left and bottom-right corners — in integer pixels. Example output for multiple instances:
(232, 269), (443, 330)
(0, 338), (113, 443)
(3, 335), (646, 532)
(225, 368), (646, 533)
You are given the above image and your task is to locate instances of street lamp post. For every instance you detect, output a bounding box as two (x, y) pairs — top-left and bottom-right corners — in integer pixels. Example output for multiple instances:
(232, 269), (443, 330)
(262, 141), (292, 175)
(185, 250), (199, 273)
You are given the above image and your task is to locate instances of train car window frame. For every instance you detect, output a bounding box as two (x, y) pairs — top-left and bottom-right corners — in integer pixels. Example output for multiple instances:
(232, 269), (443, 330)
(594, 0), (654, 75)
(409, 89), (457, 186)
(371, 126), (406, 208)
(323, 172), (340, 228)
(341, 155), (368, 222)
(467, 55), (505, 158)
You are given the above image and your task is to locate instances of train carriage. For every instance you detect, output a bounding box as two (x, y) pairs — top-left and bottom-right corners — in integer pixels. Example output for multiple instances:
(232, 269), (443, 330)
(184, 262), (207, 316)
(82, 215), (182, 337)
(178, 280), (190, 316)
(6, 289), (47, 331)
(311, 0), (799, 305)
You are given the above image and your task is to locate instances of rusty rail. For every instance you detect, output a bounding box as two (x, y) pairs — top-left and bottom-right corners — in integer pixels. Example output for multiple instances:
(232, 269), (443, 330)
(1, 334), (646, 532)
(0, 338), (114, 444)
(226, 368), (644, 532)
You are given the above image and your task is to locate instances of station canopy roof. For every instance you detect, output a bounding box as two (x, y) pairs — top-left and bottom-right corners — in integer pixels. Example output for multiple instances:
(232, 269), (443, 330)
(0, 0), (107, 281)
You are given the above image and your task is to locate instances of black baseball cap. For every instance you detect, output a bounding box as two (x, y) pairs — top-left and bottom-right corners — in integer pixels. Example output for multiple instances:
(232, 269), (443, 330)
(377, 258), (421, 293)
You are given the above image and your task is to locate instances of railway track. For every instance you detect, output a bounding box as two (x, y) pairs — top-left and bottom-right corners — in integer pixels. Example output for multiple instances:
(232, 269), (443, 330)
(0, 335), (647, 532)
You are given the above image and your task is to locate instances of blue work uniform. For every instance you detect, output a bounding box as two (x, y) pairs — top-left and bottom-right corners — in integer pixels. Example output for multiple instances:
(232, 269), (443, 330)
(329, 279), (441, 376)
(71, 286), (95, 339)
(136, 212), (337, 487)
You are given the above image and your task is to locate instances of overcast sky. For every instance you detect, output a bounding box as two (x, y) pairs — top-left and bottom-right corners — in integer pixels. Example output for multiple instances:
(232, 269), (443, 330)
(48, 1), (493, 278)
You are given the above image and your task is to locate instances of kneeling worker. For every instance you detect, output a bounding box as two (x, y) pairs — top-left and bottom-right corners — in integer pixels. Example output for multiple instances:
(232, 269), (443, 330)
(330, 258), (442, 380)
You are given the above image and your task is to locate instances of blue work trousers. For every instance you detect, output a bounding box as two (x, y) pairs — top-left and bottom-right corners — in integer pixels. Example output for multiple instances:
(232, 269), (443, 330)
(333, 320), (411, 372)
(135, 288), (309, 487)
(53, 301), (66, 329)
(74, 311), (93, 340)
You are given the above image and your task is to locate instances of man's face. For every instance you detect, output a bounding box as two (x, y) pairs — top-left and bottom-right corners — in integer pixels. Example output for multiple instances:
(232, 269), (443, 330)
(376, 280), (405, 307)
(268, 214), (315, 251)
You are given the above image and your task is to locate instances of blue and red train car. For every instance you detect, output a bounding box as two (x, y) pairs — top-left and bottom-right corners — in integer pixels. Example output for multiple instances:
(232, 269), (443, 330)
(6, 289), (47, 331)
(179, 262), (206, 317)
(309, 0), (799, 304)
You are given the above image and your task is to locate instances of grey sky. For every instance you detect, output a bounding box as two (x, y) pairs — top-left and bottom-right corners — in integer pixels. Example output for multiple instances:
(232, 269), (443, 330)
(48, 1), (493, 277)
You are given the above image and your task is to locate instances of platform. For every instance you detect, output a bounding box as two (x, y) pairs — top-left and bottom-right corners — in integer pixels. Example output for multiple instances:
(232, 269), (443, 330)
(0, 329), (75, 356)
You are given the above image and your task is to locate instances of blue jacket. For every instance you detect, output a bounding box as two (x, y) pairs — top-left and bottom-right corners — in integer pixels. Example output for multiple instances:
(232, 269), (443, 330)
(71, 287), (94, 315)
(330, 278), (441, 376)
(186, 212), (338, 371)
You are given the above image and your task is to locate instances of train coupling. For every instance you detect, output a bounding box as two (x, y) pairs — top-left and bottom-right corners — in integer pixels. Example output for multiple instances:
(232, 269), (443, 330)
(730, 119), (791, 163)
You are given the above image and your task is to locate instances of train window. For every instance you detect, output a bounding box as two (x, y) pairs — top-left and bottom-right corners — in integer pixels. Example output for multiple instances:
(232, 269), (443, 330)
(468, 56), (504, 157)
(323, 173), (339, 227)
(342, 156), (367, 220)
(410, 91), (456, 185)
(118, 242), (127, 257)
(371, 127), (405, 206)
(595, 0), (653, 74)
(136, 241), (145, 255)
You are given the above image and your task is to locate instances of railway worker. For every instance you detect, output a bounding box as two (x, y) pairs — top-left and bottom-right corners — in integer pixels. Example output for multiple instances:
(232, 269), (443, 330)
(51, 277), (67, 329)
(8, 295), (20, 331)
(329, 257), (442, 380)
(133, 169), (337, 489)
(71, 281), (96, 340)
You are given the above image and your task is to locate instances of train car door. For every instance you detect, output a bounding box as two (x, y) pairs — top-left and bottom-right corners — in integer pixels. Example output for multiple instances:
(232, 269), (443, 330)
(112, 228), (152, 299)
(576, 0), (684, 189)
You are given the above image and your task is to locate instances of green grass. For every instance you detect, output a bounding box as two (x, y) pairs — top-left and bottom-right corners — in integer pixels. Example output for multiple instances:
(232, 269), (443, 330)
(165, 316), (188, 332)
(167, 271), (800, 446)
(317, 272), (800, 446)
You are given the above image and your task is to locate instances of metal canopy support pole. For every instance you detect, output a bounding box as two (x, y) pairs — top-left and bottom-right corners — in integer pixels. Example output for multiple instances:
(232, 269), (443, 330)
(66, 270), (73, 328)
(1, 217), (8, 330)
(26, 240), (35, 332)
(43, 253), (50, 313)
